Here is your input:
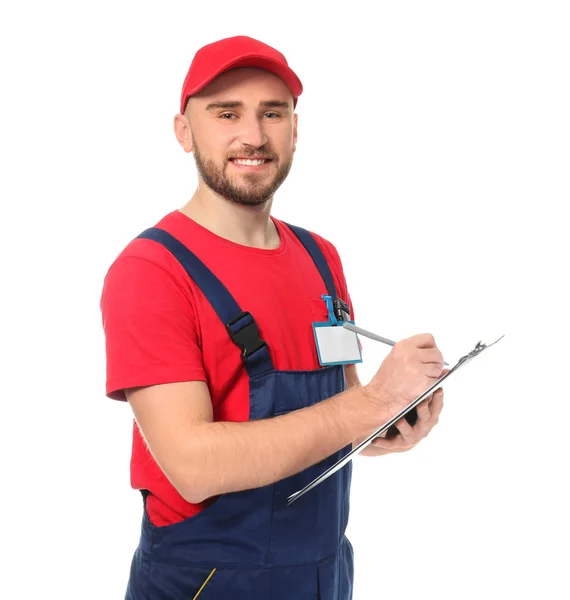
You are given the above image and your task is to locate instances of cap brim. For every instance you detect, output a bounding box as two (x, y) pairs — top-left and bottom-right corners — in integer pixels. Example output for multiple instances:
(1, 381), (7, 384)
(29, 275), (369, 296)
(181, 54), (303, 113)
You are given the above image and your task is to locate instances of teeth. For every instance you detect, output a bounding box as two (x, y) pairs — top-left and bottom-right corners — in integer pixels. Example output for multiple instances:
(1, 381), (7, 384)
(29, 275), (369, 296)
(233, 159), (266, 166)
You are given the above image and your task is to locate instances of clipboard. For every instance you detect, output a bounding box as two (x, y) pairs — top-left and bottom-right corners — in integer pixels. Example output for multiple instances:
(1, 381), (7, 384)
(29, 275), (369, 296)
(286, 336), (504, 506)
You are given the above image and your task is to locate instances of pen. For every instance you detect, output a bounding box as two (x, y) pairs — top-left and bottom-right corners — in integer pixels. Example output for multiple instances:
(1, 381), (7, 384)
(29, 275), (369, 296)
(342, 322), (449, 366)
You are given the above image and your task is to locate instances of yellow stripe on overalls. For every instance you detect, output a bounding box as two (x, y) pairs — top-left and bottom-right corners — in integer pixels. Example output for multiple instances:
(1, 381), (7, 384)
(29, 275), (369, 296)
(192, 568), (217, 599)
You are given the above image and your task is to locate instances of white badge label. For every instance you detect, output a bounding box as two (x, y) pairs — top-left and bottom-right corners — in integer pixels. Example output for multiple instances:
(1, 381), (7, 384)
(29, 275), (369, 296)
(313, 321), (363, 366)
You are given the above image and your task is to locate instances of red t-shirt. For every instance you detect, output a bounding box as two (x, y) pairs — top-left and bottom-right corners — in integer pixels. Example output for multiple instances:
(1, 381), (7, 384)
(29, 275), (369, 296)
(100, 210), (355, 526)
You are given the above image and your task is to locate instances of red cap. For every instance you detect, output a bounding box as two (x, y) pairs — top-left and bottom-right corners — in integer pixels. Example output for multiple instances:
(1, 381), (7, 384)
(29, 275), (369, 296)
(180, 36), (303, 113)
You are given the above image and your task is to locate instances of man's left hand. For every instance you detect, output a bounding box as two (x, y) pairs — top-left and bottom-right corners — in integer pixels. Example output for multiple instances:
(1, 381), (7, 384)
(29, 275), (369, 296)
(357, 388), (444, 456)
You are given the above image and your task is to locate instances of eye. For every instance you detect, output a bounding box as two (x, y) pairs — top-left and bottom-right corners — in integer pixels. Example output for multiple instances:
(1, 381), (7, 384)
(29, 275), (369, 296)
(264, 112), (280, 119)
(219, 112), (236, 120)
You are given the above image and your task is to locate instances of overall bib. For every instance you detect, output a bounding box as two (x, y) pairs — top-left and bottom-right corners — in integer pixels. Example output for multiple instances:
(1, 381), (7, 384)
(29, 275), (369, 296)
(126, 223), (354, 600)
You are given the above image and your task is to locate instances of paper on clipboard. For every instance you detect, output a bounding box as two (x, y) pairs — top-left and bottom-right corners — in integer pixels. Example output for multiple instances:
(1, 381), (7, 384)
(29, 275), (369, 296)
(286, 336), (504, 506)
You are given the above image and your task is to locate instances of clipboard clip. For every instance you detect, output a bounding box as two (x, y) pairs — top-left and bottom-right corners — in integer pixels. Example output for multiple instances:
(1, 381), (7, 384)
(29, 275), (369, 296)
(457, 335), (505, 366)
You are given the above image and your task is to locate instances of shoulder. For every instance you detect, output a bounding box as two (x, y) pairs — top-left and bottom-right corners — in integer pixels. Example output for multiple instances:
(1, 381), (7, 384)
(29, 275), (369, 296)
(276, 218), (343, 267)
(103, 211), (190, 285)
(276, 219), (351, 305)
(310, 230), (343, 265)
(101, 211), (195, 311)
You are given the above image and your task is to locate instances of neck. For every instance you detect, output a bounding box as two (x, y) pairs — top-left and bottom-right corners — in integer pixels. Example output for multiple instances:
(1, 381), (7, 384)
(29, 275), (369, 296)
(179, 183), (280, 250)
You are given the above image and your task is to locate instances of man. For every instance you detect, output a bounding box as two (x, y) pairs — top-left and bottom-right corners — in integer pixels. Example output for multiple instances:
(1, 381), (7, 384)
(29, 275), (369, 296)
(101, 35), (445, 600)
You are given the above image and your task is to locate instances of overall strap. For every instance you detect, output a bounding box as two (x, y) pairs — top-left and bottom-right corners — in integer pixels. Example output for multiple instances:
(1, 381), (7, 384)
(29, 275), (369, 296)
(282, 222), (338, 299)
(136, 228), (275, 378)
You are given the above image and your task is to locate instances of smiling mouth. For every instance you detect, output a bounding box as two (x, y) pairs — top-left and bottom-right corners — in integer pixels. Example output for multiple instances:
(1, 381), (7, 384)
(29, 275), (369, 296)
(229, 158), (272, 166)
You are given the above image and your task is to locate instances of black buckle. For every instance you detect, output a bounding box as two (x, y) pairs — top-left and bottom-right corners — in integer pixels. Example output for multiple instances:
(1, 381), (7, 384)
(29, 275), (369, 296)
(226, 311), (267, 364)
(333, 298), (351, 322)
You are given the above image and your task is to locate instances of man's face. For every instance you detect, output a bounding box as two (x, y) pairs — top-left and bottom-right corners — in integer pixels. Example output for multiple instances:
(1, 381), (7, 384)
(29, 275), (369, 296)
(185, 68), (298, 207)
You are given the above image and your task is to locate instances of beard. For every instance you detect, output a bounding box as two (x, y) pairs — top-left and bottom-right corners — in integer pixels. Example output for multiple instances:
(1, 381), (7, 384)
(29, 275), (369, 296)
(192, 139), (293, 207)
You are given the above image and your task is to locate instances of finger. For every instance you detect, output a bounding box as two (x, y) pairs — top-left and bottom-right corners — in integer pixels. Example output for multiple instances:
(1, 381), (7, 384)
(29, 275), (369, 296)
(426, 367), (450, 383)
(416, 397), (432, 422)
(371, 436), (397, 449)
(429, 389), (444, 418)
(425, 364), (444, 378)
(371, 435), (409, 453)
(420, 348), (445, 366)
(394, 416), (414, 438)
(427, 388), (443, 403)
(414, 333), (436, 349)
(437, 368), (450, 380)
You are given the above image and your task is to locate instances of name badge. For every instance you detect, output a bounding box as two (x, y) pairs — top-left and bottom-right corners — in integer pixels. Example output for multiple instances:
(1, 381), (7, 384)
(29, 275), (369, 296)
(313, 295), (363, 366)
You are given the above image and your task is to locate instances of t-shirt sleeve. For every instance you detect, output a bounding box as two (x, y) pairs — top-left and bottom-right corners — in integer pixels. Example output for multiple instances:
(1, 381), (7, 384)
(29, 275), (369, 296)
(100, 254), (207, 401)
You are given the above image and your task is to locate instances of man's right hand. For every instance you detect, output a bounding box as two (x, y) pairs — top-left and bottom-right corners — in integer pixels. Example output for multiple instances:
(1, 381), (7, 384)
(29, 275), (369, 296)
(363, 333), (444, 425)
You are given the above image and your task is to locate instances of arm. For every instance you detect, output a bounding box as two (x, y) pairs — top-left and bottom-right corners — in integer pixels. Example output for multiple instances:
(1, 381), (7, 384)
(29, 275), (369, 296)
(126, 380), (386, 504)
(105, 255), (442, 499)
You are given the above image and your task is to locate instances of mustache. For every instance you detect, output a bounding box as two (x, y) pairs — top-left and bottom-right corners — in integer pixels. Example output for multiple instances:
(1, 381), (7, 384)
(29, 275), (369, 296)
(227, 147), (277, 160)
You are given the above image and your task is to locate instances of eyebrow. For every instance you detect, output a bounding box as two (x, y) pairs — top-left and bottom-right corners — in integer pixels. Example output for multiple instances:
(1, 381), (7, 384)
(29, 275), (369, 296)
(260, 100), (291, 109)
(205, 100), (291, 111)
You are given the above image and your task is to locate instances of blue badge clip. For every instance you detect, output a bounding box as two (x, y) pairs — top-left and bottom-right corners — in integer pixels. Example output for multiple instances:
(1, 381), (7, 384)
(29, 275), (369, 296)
(321, 294), (338, 325)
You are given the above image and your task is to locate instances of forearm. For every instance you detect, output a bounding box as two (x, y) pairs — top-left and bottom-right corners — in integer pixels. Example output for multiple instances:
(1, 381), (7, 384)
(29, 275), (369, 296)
(179, 385), (382, 503)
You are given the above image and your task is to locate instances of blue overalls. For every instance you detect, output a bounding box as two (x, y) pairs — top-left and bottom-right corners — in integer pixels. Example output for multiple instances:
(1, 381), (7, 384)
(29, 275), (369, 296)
(126, 223), (354, 599)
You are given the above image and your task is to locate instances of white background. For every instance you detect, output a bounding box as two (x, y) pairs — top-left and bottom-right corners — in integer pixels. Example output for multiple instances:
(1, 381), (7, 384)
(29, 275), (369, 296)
(2, 1), (569, 598)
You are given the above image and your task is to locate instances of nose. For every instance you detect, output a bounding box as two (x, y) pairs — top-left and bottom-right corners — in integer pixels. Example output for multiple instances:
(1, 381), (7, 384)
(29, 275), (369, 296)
(237, 114), (268, 149)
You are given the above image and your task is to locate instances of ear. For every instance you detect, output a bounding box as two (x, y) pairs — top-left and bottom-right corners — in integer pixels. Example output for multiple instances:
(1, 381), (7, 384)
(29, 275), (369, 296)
(173, 113), (194, 153)
(293, 112), (298, 153)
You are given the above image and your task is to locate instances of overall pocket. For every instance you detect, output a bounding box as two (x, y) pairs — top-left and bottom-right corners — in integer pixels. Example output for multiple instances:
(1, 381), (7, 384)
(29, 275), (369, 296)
(148, 565), (270, 600)
(147, 563), (218, 600)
